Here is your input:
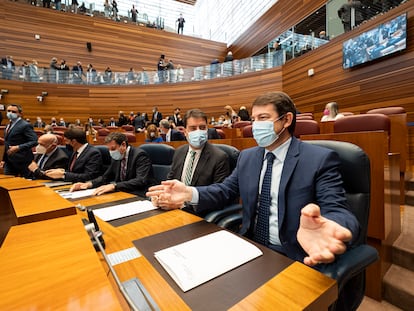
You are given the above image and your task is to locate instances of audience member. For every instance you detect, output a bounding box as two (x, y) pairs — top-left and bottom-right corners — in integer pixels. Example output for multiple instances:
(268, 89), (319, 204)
(72, 61), (84, 84)
(147, 92), (360, 310)
(159, 119), (185, 142)
(0, 104), (38, 178)
(168, 107), (184, 126)
(108, 117), (117, 127)
(224, 105), (239, 124)
(145, 124), (163, 142)
(157, 54), (166, 83)
(133, 112), (146, 132)
(70, 132), (156, 196)
(44, 124), (54, 134)
(321, 102), (345, 122)
(33, 116), (45, 128)
(130, 5), (138, 23)
(151, 106), (162, 126)
(176, 64), (184, 82)
(45, 128), (102, 182)
(176, 13), (185, 34)
(118, 111), (128, 126)
(29, 59), (39, 82)
(1, 55), (15, 80)
(28, 133), (69, 179)
(238, 106), (251, 121)
(166, 108), (230, 215)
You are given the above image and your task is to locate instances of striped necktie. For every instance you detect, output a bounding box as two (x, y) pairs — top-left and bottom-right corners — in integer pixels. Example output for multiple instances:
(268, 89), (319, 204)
(184, 151), (196, 186)
(254, 152), (275, 245)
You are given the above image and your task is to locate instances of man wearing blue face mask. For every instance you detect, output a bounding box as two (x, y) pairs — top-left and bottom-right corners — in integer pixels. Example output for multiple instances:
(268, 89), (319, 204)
(0, 104), (38, 178)
(70, 132), (156, 197)
(147, 92), (361, 309)
(167, 109), (230, 216)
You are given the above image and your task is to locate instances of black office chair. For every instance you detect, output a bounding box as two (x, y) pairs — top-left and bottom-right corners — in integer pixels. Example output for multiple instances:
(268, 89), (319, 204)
(139, 144), (175, 183)
(217, 140), (379, 311)
(94, 145), (112, 174)
(204, 144), (242, 224)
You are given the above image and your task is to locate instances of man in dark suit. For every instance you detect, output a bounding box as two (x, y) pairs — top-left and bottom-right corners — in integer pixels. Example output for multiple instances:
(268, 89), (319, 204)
(159, 119), (185, 142)
(166, 109), (230, 215)
(70, 132), (156, 197)
(45, 128), (102, 182)
(168, 107), (184, 126)
(33, 116), (45, 128)
(151, 106), (162, 126)
(0, 104), (38, 178)
(147, 92), (360, 309)
(28, 133), (69, 179)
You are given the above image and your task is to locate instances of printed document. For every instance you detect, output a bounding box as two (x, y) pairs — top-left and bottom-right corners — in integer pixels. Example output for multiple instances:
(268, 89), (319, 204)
(93, 200), (157, 221)
(154, 230), (263, 292)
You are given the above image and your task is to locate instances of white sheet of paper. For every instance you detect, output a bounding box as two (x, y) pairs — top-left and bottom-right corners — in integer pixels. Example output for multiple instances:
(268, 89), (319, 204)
(154, 230), (263, 292)
(57, 188), (96, 199)
(108, 247), (141, 266)
(93, 200), (157, 221)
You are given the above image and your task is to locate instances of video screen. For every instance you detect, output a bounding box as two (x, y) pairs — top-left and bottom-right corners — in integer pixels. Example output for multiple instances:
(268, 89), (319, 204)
(343, 13), (407, 69)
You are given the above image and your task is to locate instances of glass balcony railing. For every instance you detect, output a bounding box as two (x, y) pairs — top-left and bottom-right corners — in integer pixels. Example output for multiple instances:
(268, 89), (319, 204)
(1, 50), (286, 85)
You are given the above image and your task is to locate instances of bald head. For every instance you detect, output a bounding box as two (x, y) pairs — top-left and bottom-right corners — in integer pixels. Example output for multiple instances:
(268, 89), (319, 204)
(38, 133), (58, 153)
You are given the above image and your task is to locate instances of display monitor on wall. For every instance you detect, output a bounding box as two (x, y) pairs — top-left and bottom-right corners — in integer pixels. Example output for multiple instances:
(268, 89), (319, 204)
(343, 13), (407, 69)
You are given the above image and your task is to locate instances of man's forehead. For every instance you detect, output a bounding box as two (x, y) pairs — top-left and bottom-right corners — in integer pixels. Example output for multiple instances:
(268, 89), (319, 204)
(187, 117), (206, 126)
(252, 104), (276, 115)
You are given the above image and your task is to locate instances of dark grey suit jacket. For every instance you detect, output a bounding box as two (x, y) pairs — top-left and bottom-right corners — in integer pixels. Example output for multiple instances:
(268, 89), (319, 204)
(32, 147), (69, 179)
(91, 146), (156, 196)
(64, 144), (102, 182)
(168, 142), (230, 186)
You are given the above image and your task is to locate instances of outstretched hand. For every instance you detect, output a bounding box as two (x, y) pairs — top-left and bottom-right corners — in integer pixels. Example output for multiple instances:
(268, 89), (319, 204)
(146, 180), (192, 210)
(297, 203), (352, 266)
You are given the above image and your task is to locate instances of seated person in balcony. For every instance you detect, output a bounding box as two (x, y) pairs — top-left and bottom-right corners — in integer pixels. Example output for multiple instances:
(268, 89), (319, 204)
(147, 92), (360, 309)
(45, 128), (102, 182)
(145, 124), (163, 143)
(166, 109), (230, 216)
(321, 102), (345, 122)
(159, 119), (185, 142)
(28, 134), (69, 179)
(238, 106), (251, 121)
(70, 132), (156, 196)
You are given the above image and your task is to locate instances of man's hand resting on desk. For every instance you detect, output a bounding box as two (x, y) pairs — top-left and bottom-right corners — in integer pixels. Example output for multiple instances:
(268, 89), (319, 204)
(45, 168), (65, 179)
(70, 182), (93, 192)
(146, 180), (192, 210)
(71, 182), (115, 196)
(297, 203), (352, 266)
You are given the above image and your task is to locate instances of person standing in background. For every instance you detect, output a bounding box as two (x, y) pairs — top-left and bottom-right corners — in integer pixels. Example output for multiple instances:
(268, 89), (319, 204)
(177, 13), (185, 34)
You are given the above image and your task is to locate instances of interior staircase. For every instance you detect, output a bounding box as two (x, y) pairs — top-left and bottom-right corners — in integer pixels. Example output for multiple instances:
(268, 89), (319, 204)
(359, 179), (414, 310)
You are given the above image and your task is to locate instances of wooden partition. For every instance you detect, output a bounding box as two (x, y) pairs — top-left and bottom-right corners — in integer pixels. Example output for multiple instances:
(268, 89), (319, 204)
(301, 132), (401, 300)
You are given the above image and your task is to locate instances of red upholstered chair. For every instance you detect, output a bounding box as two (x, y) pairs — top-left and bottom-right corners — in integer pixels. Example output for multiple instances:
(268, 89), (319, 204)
(92, 125), (103, 130)
(97, 128), (110, 136)
(124, 132), (136, 142)
(121, 125), (134, 132)
(51, 126), (67, 132)
(242, 125), (253, 138)
(294, 120), (320, 138)
(233, 121), (251, 128)
(366, 107), (405, 115)
(106, 126), (119, 130)
(333, 113), (390, 134)
(216, 129), (226, 139)
(296, 114), (314, 120)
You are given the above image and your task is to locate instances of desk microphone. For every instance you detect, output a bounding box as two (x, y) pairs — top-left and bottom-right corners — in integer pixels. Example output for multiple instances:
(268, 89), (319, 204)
(82, 208), (105, 251)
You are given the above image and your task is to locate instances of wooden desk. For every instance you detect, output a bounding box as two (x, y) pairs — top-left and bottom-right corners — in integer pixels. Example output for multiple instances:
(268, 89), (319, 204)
(0, 174), (13, 179)
(0, 177), (44, 191)
(76, 193), (337, 310)
(0, 215), (123, 310)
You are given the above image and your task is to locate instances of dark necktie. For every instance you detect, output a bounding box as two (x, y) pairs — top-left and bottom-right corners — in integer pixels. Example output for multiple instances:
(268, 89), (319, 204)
(6, 122), (13, 135)
(69, 152), (78, 171)
(255, 152), (275, 246)
(120, 157), (126, 181)
(38, 154), (48, 169)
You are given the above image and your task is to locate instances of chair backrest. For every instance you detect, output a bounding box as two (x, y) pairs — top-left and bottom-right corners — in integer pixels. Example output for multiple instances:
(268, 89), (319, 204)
(294, 120), (320, 138)
(94, 145), (112, 174)
(124, 132), (136, 142)
(213, 143), (240, 173)
(333, 113), (390, 134)
(216, 129), (225, 139)
(296, 114), (314, 120)
(233, 121), (251, 128)
(121, 124), (134, 132)
(366, 106), (405, 115)
(97, 128), (110, 136)
(139, 143), (175, 183)
(305, 140), (370, 245)
(242, 125), (253, 138)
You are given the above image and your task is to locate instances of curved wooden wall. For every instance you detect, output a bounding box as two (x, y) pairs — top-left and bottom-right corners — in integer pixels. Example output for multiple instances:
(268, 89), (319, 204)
(0, 69), (283, 123)
(0, 0), (227, 72)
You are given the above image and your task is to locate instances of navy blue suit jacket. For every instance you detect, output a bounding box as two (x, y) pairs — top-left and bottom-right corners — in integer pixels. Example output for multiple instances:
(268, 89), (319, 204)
(196, 137), (360, 262)
(64, 144), (102, 182)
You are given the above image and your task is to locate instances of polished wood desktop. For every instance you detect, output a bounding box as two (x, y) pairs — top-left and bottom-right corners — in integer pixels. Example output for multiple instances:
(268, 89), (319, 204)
(73, 192), (338, 310)
(0, 177), (44, 191)
(0, 215), (123, 310)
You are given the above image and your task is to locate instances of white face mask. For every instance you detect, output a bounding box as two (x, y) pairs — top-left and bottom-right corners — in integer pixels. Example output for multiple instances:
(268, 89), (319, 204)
(109, 149), (123, 160)
(35, 145), (47, 154)
(252, 115), (286, 148)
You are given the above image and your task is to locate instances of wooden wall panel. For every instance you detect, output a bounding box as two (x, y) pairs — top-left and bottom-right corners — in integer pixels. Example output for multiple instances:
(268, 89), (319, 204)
(0, 0), (227, 72)
(0, 69), (283, 124)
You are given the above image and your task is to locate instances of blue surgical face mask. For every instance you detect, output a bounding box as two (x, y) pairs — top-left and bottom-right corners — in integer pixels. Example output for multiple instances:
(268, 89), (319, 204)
(252, 115), (286, 148)
(187, 130), (208, 148)
(109, 149), (123, 161)
(7, 112), (18, 121)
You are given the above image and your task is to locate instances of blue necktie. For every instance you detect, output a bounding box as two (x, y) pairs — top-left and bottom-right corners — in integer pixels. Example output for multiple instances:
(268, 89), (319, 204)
(255, 152), (275, 245)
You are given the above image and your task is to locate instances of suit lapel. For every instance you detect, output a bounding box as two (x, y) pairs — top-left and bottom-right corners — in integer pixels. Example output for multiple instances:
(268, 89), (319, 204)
(278, 138), (300, 227)
(245, 147), (265, 219)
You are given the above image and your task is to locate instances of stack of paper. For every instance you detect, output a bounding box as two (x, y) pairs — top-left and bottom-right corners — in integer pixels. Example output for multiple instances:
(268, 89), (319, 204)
(93, 201), (157, 221)
(154, 230), (263, 292)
